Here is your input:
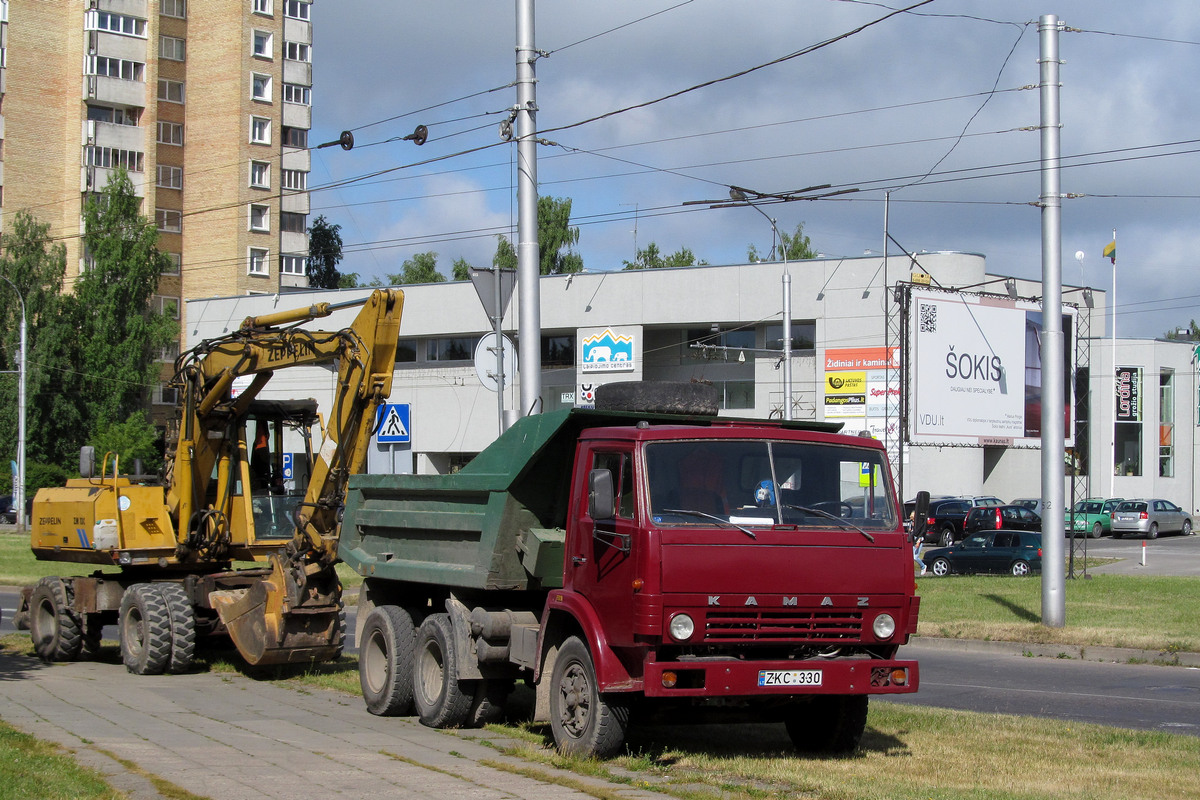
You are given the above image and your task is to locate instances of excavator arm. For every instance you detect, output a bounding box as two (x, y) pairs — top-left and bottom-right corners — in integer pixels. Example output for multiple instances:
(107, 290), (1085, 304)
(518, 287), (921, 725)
(169, 288), (403, 664)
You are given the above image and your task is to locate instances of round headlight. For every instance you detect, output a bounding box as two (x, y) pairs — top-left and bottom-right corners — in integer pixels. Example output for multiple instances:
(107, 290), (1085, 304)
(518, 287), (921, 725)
(669, 613), (695, 641)
(872, 613), (896, 640)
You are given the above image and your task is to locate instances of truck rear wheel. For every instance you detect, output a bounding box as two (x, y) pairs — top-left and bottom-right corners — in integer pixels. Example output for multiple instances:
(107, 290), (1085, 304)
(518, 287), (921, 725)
(359, 605), (416, 716)
(549, 636), (629, 758)
(785, 695), (868, 754)
(29, 577), (83, 662)
(157, 583), (197, 674)
(119, 584), (172, 675)
(413, 613), (474, 728)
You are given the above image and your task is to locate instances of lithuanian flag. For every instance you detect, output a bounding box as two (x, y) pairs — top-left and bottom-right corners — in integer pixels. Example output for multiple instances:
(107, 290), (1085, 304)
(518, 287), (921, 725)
(1103, 240), (1116, 264)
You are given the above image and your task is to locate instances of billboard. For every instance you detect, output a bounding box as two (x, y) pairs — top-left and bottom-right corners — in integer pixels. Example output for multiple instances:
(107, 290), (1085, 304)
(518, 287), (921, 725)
(910, 289), (1074, 447)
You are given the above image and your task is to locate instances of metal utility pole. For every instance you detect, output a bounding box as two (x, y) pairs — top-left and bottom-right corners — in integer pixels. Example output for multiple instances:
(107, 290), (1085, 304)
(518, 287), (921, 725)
(1039, 14), (1066, 628)
(0, 276), (26, 534)
(515, 0), (542, 416)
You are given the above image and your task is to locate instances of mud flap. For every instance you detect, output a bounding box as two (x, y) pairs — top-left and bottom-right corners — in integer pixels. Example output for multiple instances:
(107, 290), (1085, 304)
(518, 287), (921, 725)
(210, 557), (342, 666)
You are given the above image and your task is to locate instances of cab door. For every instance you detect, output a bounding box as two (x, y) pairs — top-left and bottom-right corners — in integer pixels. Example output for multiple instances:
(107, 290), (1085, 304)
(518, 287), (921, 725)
(569, 446), (640, 648)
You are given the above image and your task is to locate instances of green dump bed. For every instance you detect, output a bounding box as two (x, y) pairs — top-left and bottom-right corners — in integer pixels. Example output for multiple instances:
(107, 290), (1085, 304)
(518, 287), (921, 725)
(338, 408), (840, 592)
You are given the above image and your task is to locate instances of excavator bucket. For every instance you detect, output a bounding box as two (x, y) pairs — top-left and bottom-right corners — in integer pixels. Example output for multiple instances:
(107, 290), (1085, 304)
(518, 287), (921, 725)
(210, 556), (342, 666)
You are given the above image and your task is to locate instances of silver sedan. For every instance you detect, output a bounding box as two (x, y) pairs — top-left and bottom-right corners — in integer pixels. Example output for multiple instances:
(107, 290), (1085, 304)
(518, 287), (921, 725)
(1110, 498), (1194, 539)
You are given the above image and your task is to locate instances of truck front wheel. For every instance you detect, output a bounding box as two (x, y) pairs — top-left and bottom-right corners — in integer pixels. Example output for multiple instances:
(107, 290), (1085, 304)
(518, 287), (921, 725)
(549, 636), (629, 758)
(29, 577), (83, 662)
(359, 605), (416, 716)
(119, 583), (172, 675)
(785, 695), (868, 754)
(413, 613), (474, 728)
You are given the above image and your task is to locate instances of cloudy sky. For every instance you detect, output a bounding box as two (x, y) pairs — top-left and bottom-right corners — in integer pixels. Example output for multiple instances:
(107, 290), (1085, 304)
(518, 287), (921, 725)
(311, 1), (1200, 339)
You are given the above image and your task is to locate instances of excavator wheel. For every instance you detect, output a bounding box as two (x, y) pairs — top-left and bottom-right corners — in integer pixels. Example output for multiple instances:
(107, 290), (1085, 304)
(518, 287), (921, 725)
(29, 577), (83, 662)
(157, 583), (197, 674)
(119, 584), (172, 676)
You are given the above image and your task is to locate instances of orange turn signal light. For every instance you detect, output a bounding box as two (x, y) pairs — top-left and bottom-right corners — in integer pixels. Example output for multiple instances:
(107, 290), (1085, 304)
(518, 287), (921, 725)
(661, 671), (678, 688)
(891, 668), (908, 686)
(632, 578), (644, 591)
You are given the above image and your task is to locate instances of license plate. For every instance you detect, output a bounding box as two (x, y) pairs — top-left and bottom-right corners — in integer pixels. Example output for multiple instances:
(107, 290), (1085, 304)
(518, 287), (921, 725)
(1073, 520), (1086, 529)
(758, 669), (822, 687)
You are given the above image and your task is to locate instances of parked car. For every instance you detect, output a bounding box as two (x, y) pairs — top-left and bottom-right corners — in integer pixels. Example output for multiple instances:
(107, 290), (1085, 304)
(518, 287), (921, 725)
(923, 530), (1043, 577)
(966, 495), (1005, 508)
(1010, 497), (1044, 516)
(0, 495), (12, 525)
(917, 497), (973, 547)
(1111, 499), (1194, 539)
(1064, 497), (1123, 539)
(964, 504), (1042, 535)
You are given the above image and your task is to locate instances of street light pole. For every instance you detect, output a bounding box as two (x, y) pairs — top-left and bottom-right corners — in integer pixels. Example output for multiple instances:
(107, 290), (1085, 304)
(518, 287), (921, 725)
(0, 275), (27, 534)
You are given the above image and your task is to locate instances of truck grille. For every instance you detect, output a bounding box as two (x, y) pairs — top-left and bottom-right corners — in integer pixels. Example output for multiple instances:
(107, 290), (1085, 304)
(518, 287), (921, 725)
(703, 610), (863, 642)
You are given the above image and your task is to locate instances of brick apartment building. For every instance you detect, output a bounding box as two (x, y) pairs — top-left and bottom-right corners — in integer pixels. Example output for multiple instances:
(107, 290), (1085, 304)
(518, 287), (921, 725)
(0, 0), (314, 410)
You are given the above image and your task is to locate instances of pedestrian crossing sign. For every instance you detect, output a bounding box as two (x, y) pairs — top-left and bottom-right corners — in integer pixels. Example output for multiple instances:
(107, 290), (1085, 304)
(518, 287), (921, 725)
(375, 403), (411, 444)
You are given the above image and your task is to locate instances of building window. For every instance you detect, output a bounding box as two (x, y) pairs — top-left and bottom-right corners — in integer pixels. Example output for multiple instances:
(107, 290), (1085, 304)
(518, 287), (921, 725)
(250, 116), (271, 144)
(284, 41), (310, 62)
(153, 295), (181, 320)
(765, 320), (817, 353)
(427, 337), (480, 362)
(280, 255), (306, 275)
(155, 383), (180, 404)
(282, 83), (310, 105)
(158, 79), (185, 103)
(717, 380), (755, 410)
(159, 35), (185, 61)
(248, 247), (269, 275)
(250, 161), (270, 189)
(87, 104), (139, 126)
(157, 209), (182, 233)
(157, 121), (184, 145)
(281, 126), (307, 148)
(249, 204), (270, 232)
(252, 30), (273, 58)
(686, 327), (755, 359)
(160, 0), (186, 19)
(541, 335), (575, 367)
(252, 73), (272, 101)
(284, 0), (310, 20)
(280, 212), (305, 233)
(163, 252), (182, 275)
(253, 0), (273, 14)
(281, 169), (307, 191)
(86, 10), (147, 37)
(84, 145), (144, 172)
(156, 164), (183, 189)
(87, 56), (145, 82)
(1160, 369), (1175, 478)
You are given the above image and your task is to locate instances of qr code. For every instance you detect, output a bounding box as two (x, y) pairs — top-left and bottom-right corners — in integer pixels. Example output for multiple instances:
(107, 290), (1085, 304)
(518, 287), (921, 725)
(918, 303), (937, 333)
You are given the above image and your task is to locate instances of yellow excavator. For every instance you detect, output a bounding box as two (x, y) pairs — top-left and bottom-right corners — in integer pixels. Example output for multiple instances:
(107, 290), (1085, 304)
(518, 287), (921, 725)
(20, 288), (402, 673)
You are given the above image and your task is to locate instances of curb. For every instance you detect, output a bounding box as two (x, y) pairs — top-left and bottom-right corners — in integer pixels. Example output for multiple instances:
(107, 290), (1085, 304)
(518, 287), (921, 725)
(910, 635), (1200, 667)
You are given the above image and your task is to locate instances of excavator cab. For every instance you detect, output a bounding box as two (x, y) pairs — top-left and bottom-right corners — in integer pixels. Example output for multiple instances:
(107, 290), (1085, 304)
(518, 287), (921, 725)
(236, 400), (320, 543)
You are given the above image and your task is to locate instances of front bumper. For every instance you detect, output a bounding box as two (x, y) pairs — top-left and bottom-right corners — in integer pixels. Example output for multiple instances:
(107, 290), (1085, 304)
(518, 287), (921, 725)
(640, 657), (918, 698)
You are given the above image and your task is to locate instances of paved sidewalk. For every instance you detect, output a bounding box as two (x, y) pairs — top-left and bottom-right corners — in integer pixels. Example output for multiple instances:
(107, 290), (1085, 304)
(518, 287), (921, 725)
(0, 651), (663, 800)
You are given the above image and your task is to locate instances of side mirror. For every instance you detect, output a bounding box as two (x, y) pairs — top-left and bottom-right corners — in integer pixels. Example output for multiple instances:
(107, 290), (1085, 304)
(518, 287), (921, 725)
(588, 468), (615, 520)
(911, 490), (930, 540)
(80, 446), (96, 479)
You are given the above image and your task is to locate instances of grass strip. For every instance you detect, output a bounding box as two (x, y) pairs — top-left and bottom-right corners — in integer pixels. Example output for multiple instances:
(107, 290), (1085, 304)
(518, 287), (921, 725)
(0, 719), (124, 800)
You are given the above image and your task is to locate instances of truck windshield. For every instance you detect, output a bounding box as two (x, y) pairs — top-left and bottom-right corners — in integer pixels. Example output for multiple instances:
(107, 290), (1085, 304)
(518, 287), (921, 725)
(646, 439), (897, 530)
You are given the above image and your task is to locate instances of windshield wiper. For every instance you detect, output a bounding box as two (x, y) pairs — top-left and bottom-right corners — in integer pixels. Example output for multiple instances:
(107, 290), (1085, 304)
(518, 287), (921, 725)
(783, 504), (875, 542)
(661, 508), (757, 539)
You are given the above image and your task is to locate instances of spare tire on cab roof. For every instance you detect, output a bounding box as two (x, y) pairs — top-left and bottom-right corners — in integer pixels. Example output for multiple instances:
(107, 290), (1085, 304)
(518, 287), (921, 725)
(594, 381), (720, 416)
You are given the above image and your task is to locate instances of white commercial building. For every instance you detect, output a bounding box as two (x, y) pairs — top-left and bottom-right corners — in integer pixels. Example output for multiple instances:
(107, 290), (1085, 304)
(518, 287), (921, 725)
(185, 251), (1200, 514)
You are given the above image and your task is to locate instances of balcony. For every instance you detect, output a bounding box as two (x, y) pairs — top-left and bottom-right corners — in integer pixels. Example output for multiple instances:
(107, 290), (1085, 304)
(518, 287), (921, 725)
(84, 75), (146, 108)
(83, 119), (145, 152)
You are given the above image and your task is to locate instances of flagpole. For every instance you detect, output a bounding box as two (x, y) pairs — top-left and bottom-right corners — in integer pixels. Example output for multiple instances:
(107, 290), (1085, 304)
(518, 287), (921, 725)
(1110, 227), (1117, 499)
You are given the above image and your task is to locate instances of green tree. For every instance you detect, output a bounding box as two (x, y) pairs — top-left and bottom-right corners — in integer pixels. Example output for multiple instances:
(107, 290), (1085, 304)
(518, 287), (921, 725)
(388, 251), (445, 285)
(747, 221), (818, 262)
(622, 242), (706, 270)
(492, 196), (584, 275)
(451, 257), (473, 282)
(0, 210), (69, 467)
(91, 411), (163, 473)
(74, 168), (177, 449)
(1163, 319), (1199, 341)
(307, 215), (345, 290)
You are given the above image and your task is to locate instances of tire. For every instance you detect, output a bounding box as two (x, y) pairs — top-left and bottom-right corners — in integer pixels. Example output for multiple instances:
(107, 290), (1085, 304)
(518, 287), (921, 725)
(786, 695), (869, 754)
(413, 613), (474, 728)
(594, 381), (719, 416)
(939, 526), (955, 547)
(156, 583), (197, 674)
(359, 605), (416, 717)
(29, 577), (83, 662)
(1011, 560), (1032, 577)
(1147, 523), (1158, 540)
(468, 679), (514, 727)
(931, 558), (951, 577)
(119, 584), (172, 675)
(1091, 522), (1103, 539)
(549, 636), (629, 758)
(79, 615), (103, 661)
(1183, 520), (1193, 536)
